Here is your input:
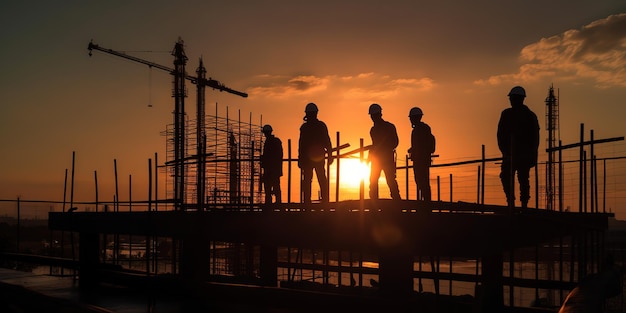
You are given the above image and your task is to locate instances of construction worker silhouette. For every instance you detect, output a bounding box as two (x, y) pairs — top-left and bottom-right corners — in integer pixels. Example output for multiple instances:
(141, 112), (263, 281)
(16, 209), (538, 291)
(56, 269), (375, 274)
(261, 124), (283, 204)
(497, 86), (540, 208)
(298, 103), (332, 203)
(408, 107), (435, 201)
(368, 104), (401, 200)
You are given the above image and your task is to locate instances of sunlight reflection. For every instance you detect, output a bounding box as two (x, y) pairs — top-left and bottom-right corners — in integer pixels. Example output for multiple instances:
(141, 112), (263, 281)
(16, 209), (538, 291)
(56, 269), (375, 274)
(336, 158), (370, 188)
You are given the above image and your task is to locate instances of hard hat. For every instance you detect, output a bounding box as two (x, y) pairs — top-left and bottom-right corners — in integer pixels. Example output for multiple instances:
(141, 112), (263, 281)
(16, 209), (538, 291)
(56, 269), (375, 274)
(305, 102), (319, 113)
(508, 86), (526, 97)
(368, 103), (382, 115)
(262, 124), (272, 133)
(409, 107), (423, 117)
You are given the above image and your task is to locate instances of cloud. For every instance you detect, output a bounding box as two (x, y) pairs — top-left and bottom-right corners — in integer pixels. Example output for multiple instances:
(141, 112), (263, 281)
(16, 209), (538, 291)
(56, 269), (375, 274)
(246, 74), (329, 98)
(248, 72), (435, 100)
(476, 13), (626, 88)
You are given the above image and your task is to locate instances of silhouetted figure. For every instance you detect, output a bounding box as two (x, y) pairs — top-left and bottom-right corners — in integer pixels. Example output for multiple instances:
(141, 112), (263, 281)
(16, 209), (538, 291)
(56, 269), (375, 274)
(368, 103), (401, 200)
(261, 124), (283, 204)
(408, 107), (435, 201)
(497, 86), (540, 209)
(298, 102), (332, 203)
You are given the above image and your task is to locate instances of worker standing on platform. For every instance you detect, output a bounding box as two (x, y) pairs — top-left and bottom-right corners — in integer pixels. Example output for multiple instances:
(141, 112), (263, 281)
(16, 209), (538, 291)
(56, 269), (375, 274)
(408, 107), (435, 201)
(497, 86), (540, 209)
(298, 102), (333, 203)
(368, 103), (401, 200)
(261, 124), (283, 204)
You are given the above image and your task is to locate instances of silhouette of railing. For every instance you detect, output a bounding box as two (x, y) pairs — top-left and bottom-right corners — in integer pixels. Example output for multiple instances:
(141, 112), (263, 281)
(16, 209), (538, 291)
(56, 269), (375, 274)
(1, 138), (626, 311)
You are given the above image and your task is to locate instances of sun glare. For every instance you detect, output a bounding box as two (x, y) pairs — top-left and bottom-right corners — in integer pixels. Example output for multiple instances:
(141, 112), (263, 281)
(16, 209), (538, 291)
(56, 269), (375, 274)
(338, 158), (370, 188)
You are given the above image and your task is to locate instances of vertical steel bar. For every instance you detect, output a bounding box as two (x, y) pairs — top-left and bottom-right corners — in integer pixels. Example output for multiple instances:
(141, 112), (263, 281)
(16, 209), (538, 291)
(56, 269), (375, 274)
(335, 132), (340, 202)
(477, 166), (481, 204)
(360, 139), (364, 200)
(405, 155), (410, 200)
(579, 124), (584, 212)
(449, 174), (453, 202)
(481, 145), (486, 204)
(288, 139), (292, 204)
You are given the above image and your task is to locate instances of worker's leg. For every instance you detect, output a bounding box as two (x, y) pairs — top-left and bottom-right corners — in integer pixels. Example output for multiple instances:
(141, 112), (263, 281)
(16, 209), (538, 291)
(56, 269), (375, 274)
(302, 167), (313, 203)
(267, 175), (281, 204)
(500, 157), (515, 207)
(415, 164), (431, 202)
(369, 158), (382, 200)
(382, 161), (401, 200)
(314, 162), (329, 203)
(518, 166), (531, 209)
(272, 176), (282, 204)
(263, 179), (272, 204)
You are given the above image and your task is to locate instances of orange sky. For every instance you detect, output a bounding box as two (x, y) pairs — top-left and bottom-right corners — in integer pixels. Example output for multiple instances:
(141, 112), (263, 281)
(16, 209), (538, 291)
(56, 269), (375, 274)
(1, 1), (626, 218)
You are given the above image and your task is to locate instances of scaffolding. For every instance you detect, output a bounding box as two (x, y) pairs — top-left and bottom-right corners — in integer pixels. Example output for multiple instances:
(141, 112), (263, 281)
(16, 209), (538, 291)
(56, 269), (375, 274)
(163, 106), (264, 210)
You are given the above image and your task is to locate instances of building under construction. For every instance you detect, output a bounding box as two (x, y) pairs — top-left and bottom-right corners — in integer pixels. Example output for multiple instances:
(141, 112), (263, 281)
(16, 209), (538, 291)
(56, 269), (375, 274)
(162, 107), (264, 209)
(88, 38), (260, 211)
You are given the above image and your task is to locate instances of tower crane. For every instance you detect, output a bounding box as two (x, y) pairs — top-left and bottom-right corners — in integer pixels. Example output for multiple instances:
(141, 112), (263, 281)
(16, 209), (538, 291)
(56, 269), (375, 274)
(88, 39), (247, 210)
(88, 40), (248, 98)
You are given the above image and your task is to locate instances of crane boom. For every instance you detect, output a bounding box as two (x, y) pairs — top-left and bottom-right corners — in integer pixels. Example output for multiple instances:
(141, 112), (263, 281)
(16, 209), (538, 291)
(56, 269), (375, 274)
(87, 41), (248, 98)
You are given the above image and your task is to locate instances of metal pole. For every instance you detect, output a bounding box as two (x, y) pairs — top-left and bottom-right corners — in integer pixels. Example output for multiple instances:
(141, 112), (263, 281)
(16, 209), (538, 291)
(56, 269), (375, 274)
(288, 139), (292, 204)
(360, 138), (364, 200)
(481, 145), (486, 204)
(437, 176), (441, 201)
(94, 171), (99, 212)
(113, 159), (119, 264)
(335, 132), (340, 202)
(590, 130), (595, 213)
(406, 155), (410, 200)
(477, 166), (481, 204)
(449, 173), (453, 202)
(155, 152), (159, 212)
(148, 159), (152, 212)
(147, 158), (152, 274)
(129, 175), (132, 212)
(603, 159), (606, 213)
(129, 174), (132, 268)
(114, 159), (119, 212)
(70, 151), (76, 278)
(559, 141), (563, 212)
(582, 151), (587, 213)
(62, 169), (68, 216)
(579, 124), (584, 212)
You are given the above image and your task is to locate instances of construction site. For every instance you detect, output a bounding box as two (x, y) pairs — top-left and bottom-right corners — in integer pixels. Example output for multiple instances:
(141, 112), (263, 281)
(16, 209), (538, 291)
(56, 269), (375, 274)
(0, 38), (624, 313)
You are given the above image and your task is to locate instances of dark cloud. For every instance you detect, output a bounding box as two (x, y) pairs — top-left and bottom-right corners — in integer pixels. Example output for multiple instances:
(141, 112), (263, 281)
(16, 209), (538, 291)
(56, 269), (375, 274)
(477, 13), (626, 88)
(574, 13), (626, 57)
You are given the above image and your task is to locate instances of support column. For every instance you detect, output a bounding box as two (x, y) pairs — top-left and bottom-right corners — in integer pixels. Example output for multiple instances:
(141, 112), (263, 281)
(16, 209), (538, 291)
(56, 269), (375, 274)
(260, 245), (278, 286)
(79, 232), (100, 289)
(480, 253), (504, 313)
(378, 251), (414, 298)
(180, 237), (210, 280)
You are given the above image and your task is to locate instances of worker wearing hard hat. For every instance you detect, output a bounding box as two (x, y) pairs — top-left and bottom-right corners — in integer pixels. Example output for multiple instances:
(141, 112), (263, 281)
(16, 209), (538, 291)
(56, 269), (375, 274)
(497, 86), (540, 209)
(261, 124), (283, 204)
(408, 106), (435, 201)
(298, 102), (333, 203)
(368, 103), (401, 201)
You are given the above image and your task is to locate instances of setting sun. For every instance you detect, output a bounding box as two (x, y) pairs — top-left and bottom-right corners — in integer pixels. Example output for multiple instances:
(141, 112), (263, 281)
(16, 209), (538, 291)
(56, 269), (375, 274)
(337, 158), (371, 188)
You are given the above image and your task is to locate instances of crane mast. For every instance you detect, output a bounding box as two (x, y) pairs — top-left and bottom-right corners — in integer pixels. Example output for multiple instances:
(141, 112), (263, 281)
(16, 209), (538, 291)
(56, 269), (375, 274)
(88, 39), (247, 210)
(172, 39), (187, 211)
(545, 85), (559, 211)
